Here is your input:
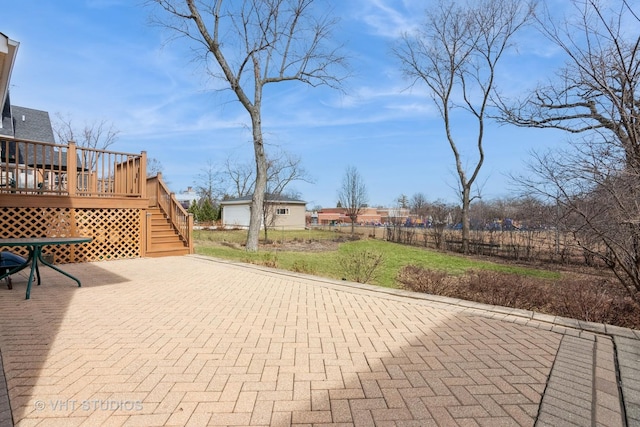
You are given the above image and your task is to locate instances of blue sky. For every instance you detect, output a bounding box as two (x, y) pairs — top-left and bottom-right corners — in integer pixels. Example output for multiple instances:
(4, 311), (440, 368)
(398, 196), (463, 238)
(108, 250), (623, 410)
(2, 0), (568, 209)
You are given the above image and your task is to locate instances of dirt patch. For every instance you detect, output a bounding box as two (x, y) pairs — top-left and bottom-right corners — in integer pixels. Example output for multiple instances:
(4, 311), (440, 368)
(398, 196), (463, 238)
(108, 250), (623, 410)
(260, 239), (341, 252)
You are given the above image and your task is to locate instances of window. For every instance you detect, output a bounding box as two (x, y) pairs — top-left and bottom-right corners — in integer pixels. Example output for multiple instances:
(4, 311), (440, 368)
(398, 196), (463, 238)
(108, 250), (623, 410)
(276, 208), (289, 215)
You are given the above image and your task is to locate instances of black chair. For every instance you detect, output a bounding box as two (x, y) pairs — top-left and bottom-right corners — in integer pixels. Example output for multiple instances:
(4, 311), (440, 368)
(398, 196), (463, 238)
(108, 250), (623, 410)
(0, 251), (30, 290)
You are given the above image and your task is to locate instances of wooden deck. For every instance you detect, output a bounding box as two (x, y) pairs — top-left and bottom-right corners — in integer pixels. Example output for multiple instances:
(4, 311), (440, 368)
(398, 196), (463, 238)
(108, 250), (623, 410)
(0, 138), (193, 261)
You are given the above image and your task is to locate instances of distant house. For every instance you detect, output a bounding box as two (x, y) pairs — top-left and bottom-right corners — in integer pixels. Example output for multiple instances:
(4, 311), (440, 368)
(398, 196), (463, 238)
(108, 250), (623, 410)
(220, 194), (306, 230)
(175, 186), (198, 209)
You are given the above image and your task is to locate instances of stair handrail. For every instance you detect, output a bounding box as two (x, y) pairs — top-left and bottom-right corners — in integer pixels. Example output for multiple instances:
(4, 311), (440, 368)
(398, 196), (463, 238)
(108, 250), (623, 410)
(147, 173), (194, 254)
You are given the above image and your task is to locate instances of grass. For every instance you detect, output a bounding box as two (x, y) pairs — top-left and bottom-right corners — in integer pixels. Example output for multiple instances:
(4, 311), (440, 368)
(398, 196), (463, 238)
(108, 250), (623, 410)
(194, 229), (560, 288)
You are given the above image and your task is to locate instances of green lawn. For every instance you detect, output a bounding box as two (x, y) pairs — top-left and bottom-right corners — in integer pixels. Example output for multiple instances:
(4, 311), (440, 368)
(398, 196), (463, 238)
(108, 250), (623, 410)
(194, 229), (559, 288)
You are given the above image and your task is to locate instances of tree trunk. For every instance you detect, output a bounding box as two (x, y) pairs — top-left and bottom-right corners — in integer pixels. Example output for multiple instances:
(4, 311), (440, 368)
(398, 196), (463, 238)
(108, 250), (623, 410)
(246, 112), (267, 252)
(461, 186), (471, 254)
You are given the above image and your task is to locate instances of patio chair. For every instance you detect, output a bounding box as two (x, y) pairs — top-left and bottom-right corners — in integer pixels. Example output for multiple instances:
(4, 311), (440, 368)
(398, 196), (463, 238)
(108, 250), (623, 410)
(0, 251), (30, 290)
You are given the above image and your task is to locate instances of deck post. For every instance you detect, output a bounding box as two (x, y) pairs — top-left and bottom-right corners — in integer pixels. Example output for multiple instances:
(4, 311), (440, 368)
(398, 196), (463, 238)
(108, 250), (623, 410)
(66, 141), (77, 196)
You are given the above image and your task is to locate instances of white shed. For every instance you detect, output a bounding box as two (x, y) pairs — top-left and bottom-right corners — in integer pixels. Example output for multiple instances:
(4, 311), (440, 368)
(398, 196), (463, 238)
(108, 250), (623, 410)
(220, 194), (307, 230)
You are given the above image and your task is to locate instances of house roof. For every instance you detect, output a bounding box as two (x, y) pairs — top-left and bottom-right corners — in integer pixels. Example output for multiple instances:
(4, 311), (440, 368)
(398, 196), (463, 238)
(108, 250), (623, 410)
(220, 193), (306, 206)
(1, 97), (56, 142)
(9, 105), (56, 142)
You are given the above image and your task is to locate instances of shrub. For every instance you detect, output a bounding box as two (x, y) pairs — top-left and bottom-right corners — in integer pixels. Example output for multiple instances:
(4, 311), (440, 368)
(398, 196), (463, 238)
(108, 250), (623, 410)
(339, 249), (384, 283)
(396, 265), (640, 329)
(397, 265), (451, 296)
(464, 269), (551, 311)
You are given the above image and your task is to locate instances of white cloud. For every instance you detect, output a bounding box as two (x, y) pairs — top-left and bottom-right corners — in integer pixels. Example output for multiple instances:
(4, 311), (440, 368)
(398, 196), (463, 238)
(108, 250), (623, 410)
(354, 0), (422, 39)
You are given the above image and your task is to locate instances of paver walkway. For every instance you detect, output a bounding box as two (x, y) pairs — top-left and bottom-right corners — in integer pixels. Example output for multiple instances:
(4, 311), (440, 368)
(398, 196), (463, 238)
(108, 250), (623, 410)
(0, 255), (637, 426)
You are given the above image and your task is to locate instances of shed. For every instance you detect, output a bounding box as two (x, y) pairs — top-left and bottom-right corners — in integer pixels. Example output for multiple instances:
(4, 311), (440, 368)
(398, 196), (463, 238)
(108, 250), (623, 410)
(220, 194), (307, 230)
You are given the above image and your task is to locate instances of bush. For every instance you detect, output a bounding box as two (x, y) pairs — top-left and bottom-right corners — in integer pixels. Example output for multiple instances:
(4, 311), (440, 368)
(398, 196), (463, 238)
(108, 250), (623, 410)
(339, 249), (384, 284)
(464, 269), (551, 311)
(396, 265), (451, 295)
(397, 265), (640, 329)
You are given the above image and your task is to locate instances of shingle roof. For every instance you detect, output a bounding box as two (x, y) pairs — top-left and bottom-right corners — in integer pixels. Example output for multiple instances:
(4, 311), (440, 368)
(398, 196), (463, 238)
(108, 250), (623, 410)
(9, 105), (55, 142)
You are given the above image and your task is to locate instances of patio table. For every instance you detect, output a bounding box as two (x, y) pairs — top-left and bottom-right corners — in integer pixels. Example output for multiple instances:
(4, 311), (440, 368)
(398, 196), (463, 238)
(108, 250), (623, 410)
(0, 237), (92, 299)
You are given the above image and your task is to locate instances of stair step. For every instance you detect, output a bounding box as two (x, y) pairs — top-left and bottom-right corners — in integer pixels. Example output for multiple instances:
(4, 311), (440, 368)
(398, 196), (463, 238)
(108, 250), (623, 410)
(146, 248), (190, 258)
(152, 229), (179, 236)
(153, 238), (184, 245)
(147, 207), (191, 257)
(150, 241), (188, 251)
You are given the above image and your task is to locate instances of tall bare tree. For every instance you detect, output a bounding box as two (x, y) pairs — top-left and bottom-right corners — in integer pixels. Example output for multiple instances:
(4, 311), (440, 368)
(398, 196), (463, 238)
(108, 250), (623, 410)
(149, 0), (347, 251)
(338, 166), (368, 234)
(500, 0), (640, 300)
(393, 0), (534, 253)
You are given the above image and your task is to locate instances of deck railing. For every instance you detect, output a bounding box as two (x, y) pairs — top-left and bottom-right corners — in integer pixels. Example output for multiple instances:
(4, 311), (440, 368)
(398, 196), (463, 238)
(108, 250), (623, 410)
(147, 173), (194, 252)
(0, 138), (146, 197)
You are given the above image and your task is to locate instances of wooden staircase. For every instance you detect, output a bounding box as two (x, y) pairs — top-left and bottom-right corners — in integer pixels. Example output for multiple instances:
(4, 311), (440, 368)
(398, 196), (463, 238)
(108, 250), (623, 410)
(146, 207), (191, 257)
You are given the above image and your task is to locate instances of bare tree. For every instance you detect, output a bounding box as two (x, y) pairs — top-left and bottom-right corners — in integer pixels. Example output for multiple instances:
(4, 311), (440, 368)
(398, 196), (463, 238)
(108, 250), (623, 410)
(221, 150), (312, 198)
(223, 158), (254, 198)
(410, 192), (429, 219)
(500, 0), (640, 300)
(195, 159), (224, 209)
(265, 151), (312, 197)
(149, 0), (347, 251)
(147, 157), (164, 177)
(53, 113), (119, 150)
(338, 166), (368, 234)
(393, 0), (534, 253)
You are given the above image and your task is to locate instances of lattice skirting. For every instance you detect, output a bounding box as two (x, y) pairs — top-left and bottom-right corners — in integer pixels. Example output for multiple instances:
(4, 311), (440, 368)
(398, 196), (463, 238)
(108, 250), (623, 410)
(0, 207), (142, 263)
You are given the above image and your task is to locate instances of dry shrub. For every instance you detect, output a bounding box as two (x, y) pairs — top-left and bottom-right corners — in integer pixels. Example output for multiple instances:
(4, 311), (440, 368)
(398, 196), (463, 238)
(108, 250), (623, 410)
(397, 265), (640, 329)
(464, 269), (551, 311)
(396, 265), (453, 296)
(339, 250), (384, 283)
(554, 279), (640, 328)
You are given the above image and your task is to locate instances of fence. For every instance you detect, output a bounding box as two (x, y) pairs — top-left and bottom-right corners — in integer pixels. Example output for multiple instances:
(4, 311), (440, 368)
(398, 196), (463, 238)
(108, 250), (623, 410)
(315, 223), (591, 266)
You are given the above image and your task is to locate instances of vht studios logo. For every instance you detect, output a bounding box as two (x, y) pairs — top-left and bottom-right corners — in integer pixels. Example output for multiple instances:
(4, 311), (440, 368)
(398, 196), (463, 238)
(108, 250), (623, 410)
(35, 399), (143, 412)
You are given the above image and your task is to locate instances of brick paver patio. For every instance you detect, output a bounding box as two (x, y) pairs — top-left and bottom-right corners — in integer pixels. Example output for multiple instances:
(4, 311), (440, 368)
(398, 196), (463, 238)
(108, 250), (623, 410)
(0, 255), (637, 426)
